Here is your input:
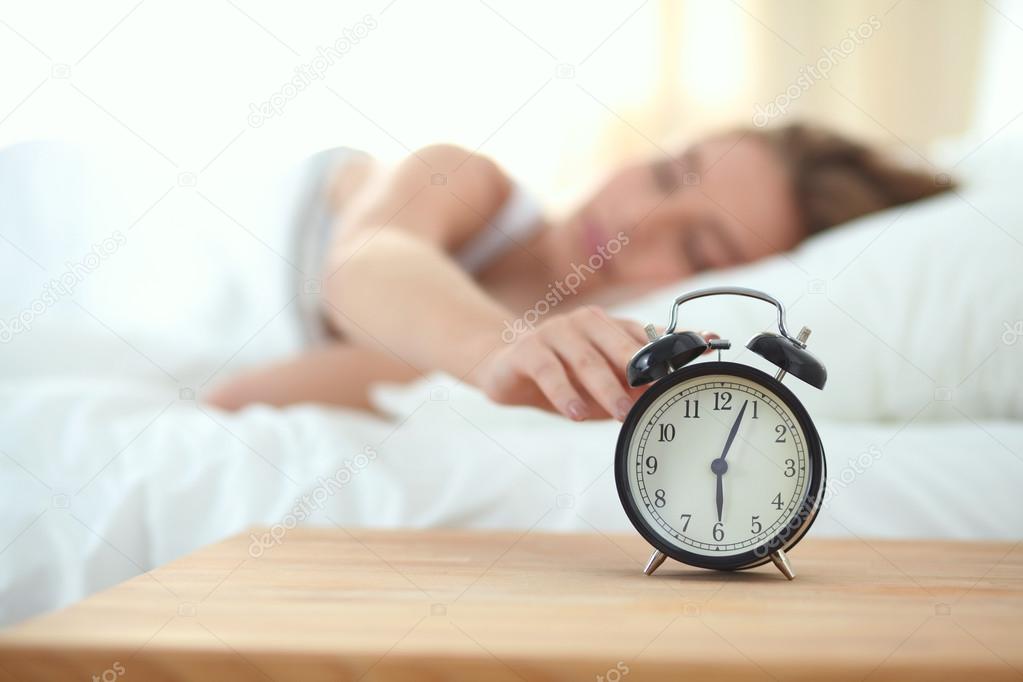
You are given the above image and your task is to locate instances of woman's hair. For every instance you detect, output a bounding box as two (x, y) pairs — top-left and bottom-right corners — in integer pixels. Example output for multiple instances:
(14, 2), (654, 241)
(750, 123), (954, 235)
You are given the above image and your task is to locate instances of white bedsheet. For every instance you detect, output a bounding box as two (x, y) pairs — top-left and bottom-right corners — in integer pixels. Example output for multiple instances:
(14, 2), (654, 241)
(2, 326), (1022, 625)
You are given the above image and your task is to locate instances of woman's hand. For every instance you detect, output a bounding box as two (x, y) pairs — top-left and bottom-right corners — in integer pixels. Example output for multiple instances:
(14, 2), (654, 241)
(472, 306), (654, 421)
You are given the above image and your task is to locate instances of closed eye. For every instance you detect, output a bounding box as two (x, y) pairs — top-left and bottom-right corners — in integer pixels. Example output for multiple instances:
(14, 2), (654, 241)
(653, 149), (701, 194)
(682, 229), (711, 273)
(652, 159), (680, 193)
(683, 221), (745, 273)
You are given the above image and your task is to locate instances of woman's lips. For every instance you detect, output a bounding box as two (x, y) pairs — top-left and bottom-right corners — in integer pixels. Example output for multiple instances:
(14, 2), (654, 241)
(582, 218), (605, 259)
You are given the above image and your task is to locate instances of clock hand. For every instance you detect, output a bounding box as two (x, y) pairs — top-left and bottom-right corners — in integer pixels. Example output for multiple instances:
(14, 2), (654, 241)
(711, 400), (747, 525)
(715, 473), (723, 522)
(718, 399), (748, 461)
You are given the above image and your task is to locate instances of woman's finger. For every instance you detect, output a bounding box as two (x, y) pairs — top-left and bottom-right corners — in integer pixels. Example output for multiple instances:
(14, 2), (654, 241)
(566, 307), (647, 370)
(545, 325), (633, 421)
(618, 318), (654, 346)
(582, 315), (648, 373)
(518, 344), (590, 421)
(699, 329), (720, 354)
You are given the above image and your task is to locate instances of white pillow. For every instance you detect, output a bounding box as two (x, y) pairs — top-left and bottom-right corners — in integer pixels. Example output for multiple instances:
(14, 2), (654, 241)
(610, 185), (1023, 421)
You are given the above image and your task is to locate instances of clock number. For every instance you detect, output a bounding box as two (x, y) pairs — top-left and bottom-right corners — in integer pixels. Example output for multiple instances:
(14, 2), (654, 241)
(658, 424), (675, 442)
(774, 424), (787, 443)
(679, 514), (691, 531)
(751, 401), (759, 419)
(654, 489), (666, 507)
(784, 459), (796, 477)
(712, 522), (724, 541)
(683, 399), (700, 418)
(751, 515), (762, 534)
(645, 456), (658, 475)
(772, 493), (783, 510)
(713, 391), (732, 411)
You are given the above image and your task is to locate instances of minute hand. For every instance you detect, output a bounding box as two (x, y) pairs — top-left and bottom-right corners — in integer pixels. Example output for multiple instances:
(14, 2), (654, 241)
(719, 400), (748, 461)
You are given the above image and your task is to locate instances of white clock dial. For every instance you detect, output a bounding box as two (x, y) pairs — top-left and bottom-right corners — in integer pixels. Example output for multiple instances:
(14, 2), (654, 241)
(625, 373), (810, 558)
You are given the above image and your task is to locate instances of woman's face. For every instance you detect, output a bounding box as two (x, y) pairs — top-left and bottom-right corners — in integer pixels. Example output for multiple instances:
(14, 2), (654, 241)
(556, 134), (803, 294)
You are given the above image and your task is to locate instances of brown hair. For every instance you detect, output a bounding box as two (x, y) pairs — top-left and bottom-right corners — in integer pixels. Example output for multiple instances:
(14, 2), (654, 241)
(751, 123), (955, 236)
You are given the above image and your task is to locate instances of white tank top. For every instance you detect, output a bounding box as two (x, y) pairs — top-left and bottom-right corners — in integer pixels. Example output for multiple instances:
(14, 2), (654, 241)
(294, 147), (543, 345)
(455, 182), (542, 272)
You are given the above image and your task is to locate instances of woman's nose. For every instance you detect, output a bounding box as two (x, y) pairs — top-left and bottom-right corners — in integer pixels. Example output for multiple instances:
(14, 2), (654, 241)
(637, 220), (679, 255)
(628, 237), (683, 282)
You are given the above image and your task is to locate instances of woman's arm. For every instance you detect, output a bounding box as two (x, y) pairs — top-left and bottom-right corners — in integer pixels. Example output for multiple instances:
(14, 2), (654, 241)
(323, 145), (514, 375)
(204, 344), (421, 412)
(327, 227), (510, 375)
(324, 145), (647, 421)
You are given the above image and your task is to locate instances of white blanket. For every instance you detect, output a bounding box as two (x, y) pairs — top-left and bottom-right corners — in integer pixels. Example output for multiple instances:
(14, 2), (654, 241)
(3, 356), (1022, 625)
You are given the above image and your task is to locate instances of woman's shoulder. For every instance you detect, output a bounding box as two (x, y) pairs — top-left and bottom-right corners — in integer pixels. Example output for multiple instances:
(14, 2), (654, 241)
(334, 144), (517, 251)
(400, 144), (510, 197)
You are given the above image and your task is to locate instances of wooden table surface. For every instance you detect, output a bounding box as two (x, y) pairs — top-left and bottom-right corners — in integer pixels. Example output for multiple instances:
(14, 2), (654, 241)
(0, 528), (1020, 681)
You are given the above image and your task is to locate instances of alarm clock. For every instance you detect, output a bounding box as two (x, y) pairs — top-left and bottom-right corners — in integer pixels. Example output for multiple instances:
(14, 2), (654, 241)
(614, 287), (827, 580)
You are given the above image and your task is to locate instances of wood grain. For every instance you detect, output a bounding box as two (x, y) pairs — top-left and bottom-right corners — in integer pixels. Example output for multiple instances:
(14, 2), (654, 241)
(0, 529), (1020, 681)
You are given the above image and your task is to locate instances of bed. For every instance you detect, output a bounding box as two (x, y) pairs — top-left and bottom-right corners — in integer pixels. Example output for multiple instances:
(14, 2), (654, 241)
(1, 135), (1021, 626)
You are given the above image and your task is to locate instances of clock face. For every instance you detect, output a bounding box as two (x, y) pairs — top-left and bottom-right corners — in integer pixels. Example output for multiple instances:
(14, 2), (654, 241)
(616, 362), (824, 569)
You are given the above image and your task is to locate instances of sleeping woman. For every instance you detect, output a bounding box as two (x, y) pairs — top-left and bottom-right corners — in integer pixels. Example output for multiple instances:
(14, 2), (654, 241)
(207, 123), (950, 420)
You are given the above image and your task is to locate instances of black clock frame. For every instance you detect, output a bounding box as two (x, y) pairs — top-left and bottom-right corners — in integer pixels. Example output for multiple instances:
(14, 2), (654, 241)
(614, 361), (826, 572)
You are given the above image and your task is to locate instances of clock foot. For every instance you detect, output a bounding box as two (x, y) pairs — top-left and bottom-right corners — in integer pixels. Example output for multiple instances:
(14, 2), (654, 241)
(643, 550), (667, 576)
(770, 550), (796, 580)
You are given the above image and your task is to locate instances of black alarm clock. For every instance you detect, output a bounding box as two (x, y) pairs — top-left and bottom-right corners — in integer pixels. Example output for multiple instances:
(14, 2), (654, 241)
(615, 287), (827, 580)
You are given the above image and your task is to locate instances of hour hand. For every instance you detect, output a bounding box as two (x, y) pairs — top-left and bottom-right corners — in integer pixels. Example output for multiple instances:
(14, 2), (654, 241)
(715, 473), (723, 522)
(711, 456), (727, 521)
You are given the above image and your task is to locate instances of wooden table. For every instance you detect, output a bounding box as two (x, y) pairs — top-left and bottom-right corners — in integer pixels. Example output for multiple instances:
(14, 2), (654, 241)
(0, 529), (1020, 681)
